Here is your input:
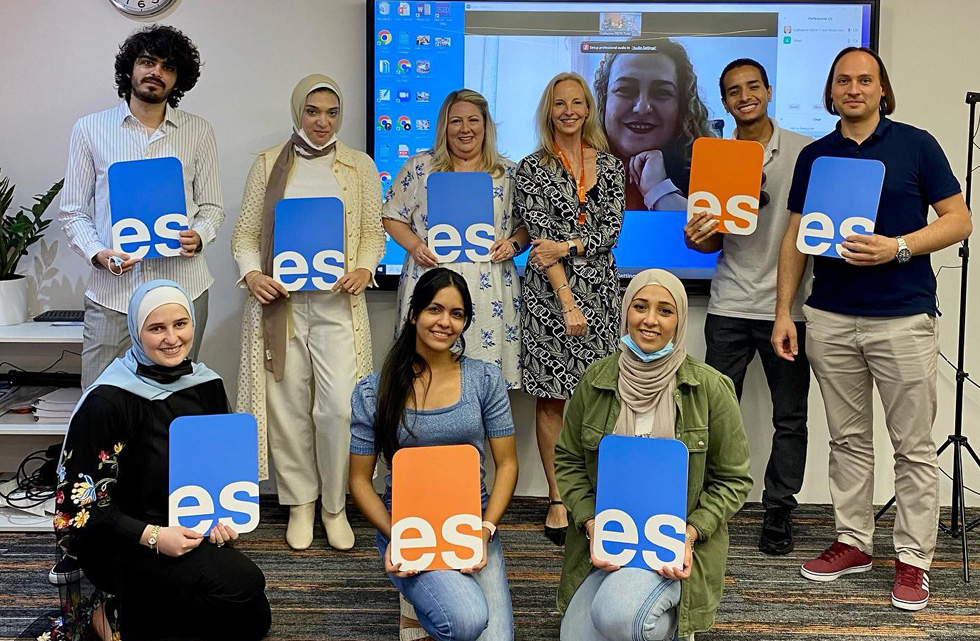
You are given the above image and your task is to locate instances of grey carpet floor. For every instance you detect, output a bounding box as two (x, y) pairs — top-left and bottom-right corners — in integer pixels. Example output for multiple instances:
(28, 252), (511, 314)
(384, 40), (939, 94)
(2, 499), (979, 640)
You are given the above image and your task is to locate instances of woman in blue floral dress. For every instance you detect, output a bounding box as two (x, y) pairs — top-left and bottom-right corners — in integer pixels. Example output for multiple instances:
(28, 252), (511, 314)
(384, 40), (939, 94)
(383, 89), (528, 389)
(51, 280), (270, 641)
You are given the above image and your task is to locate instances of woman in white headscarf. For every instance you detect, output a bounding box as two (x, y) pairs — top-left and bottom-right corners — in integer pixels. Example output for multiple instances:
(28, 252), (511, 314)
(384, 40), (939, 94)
(232, 74), (386, 550)
(52, 279), (270, 641)
(554, 269), (752, 641)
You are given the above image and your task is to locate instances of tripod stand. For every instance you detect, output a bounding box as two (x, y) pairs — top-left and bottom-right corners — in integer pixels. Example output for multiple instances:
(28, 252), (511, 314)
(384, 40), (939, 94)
(874, 91), (980, 582)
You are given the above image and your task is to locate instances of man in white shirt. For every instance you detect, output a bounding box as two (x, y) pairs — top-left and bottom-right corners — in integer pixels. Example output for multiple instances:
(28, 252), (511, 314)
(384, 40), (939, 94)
(60, 25), (224, 387)
(684, 59), (812, 556)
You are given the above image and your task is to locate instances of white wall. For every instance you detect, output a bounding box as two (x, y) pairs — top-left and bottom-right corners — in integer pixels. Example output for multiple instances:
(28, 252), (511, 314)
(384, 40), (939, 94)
(2, 0), (979, 506)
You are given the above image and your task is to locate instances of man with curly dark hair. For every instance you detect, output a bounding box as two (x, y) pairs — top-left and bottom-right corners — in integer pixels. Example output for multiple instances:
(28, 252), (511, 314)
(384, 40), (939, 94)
(59, 25), (224, 388)
(114, 23), (201, 108)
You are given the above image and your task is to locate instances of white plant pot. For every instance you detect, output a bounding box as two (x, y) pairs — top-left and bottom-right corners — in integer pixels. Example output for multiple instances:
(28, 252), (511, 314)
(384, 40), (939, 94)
(0, 276), (29, 325)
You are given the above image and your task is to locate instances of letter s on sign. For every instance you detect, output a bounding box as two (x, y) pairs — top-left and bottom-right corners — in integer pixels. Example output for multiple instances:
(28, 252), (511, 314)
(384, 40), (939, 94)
(440, 513), (484, 568)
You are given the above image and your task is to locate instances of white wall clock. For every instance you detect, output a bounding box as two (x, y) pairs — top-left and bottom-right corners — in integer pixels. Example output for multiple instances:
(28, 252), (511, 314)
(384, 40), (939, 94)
(108, 0), (178, 18)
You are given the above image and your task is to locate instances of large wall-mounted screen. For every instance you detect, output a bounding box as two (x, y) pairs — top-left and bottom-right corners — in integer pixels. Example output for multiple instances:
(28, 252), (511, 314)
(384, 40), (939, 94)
(368, 1), (878, 279)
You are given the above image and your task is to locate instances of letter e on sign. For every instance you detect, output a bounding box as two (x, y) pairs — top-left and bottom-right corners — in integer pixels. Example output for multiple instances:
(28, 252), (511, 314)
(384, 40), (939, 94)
(391, 444), (484, 571)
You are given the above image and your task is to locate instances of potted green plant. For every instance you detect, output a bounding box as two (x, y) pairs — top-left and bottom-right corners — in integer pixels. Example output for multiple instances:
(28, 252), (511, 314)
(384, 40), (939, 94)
(0, 169), (64, 325)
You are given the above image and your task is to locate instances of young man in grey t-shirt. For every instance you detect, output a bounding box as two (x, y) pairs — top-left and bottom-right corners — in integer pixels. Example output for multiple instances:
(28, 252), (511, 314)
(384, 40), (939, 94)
(684, 59), (811, 555)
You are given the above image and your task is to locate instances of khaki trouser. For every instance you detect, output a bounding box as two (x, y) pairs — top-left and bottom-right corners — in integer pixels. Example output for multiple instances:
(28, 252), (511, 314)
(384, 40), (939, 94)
(266, 291), (357, 511)
(803, 304), (939, 570)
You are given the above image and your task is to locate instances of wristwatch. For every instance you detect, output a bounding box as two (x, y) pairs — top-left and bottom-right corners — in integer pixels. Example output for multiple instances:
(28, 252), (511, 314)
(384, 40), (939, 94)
(567, 240), (579, 257)
(482, 520), (497, 542)
(148, 525), (161, 553)
(895, 236), (911, 264)
(511, 240), (521, 254)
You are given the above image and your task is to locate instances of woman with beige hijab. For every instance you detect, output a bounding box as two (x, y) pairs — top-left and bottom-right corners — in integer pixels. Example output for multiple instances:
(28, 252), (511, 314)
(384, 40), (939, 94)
(554, 269), (752, 640)
(232, 74), (386, 550)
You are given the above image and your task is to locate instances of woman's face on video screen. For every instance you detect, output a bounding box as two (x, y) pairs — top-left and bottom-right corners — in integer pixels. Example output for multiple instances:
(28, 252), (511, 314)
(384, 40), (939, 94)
(603, 53), (681, 158)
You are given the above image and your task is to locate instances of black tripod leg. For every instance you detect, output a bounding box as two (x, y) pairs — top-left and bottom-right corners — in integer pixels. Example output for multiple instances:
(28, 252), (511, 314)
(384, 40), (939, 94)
(875, 497), (896, 521)
(954, 444), (970, 582)
(963, 441), (980, 534)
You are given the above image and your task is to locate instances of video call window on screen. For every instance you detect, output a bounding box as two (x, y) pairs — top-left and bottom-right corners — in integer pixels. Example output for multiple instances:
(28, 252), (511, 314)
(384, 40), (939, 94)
(368, 1), (877, 279)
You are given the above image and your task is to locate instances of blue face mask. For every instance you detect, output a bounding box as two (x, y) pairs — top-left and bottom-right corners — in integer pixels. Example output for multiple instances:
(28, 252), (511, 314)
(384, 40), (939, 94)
(622, 334), (674, 362)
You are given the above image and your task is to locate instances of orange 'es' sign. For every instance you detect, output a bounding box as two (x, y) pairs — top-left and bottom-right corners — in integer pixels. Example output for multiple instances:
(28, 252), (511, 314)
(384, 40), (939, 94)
(687, 138), (765, 236)
(391, 444), (483, 571)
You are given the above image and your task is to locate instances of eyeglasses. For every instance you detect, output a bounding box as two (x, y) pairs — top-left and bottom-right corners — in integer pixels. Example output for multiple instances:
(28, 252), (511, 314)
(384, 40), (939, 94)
(759, 171), (770, 208)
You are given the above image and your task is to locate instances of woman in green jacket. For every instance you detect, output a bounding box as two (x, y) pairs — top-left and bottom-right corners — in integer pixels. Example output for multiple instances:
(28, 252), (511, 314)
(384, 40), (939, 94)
(555, 269), (752, 640)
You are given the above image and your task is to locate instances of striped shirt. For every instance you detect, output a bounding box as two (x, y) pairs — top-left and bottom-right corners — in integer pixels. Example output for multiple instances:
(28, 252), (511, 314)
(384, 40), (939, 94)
(59, 101), (224, 312)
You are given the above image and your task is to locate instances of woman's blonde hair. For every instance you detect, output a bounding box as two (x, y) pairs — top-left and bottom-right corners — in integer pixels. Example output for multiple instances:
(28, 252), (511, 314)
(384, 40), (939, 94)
(534, 72), (608, 168)
(430, 89), (505, 177)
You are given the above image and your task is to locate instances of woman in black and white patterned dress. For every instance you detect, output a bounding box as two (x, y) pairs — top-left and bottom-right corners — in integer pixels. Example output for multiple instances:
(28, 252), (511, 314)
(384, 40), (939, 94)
(513, 72), (625, 545)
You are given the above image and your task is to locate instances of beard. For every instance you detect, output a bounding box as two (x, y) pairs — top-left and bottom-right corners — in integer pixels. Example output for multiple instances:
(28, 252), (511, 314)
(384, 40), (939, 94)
(131, 78), (170, 105)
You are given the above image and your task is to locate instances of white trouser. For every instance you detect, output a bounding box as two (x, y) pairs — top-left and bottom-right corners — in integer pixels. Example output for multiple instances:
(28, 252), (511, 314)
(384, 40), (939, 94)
(266, 291), (357, 511)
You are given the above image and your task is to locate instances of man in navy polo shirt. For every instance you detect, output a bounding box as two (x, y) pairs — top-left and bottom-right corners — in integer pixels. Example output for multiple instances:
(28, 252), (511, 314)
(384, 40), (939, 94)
(772, 47), (971, 611)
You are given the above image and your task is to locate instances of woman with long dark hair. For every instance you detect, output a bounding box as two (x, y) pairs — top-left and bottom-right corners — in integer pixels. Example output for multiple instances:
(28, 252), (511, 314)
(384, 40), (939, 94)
(349, 268), (518, 641)
(594, 39), (716, 211)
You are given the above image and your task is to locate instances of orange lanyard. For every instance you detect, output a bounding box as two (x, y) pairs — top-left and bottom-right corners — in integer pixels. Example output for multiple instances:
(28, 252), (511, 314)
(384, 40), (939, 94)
(555, 144), (588, 225)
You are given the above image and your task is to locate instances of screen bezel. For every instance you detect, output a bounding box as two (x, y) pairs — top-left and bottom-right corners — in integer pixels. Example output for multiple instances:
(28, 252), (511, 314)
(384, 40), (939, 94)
(365, 0), (881, 289)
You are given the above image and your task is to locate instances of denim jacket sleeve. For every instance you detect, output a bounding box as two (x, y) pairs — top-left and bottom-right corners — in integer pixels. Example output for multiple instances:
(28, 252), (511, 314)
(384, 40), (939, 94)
(685, 372), (753, 541)
(554, 376), (597, 531)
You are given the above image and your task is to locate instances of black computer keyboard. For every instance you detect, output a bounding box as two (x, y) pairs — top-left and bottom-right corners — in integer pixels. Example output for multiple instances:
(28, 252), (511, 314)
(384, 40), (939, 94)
(33, 310), (85, 322)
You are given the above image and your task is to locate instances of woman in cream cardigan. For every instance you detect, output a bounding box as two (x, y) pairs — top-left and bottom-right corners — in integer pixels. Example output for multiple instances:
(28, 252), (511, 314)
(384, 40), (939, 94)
(232, 74), (386, 550)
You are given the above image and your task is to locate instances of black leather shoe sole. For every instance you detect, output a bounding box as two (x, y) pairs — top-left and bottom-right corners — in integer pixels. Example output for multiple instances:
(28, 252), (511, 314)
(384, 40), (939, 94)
(545, 525), (567, 546)
(759, 532), (794, 555)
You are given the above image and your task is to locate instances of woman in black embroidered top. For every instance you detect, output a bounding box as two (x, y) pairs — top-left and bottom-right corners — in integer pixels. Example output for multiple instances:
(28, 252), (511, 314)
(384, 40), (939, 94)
(51, 279), (270, 641)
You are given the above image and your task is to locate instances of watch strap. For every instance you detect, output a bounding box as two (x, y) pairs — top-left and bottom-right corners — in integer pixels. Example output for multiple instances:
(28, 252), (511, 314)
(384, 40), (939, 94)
(481, 520), (497, 541)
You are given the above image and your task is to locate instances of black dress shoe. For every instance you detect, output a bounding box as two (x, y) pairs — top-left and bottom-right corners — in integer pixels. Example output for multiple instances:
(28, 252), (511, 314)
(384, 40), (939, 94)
(759, 507), (794, 555)
(544, 500), (567, 546)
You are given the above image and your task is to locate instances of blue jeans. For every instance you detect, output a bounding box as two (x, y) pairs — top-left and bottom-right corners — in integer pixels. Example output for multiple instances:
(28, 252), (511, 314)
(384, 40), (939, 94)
(376, 531), (514, 641)
(560, 568), (683, 641)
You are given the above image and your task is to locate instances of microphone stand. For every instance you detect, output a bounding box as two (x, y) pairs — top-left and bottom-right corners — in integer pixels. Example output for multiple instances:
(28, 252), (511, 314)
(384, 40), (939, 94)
(874, 91), (980, 582)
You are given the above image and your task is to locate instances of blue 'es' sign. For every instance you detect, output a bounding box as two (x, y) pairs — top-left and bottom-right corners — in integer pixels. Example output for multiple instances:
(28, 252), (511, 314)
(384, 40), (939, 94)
(796, 157), (885, 259)
(594, 435), (688, 571)
(273, 197), (345, 291)
(108, 157), (188, 260)
(169, 413), (260, 535)
(427, 172), (495, 263)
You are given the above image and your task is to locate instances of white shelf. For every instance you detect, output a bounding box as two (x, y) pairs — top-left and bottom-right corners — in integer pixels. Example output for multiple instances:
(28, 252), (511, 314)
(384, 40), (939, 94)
(0, 321), (83, 344)
(0, 412), (69, 435)
(0, 506), (53, 532)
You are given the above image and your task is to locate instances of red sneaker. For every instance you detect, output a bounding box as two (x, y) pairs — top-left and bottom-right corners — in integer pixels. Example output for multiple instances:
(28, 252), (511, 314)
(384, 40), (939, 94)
(892, 560), (930, 611)
(801, 541), (873, 582)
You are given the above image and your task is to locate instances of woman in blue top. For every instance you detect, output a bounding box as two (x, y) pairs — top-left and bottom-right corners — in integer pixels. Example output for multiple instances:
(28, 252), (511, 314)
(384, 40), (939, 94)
(349, 267), (519, 641)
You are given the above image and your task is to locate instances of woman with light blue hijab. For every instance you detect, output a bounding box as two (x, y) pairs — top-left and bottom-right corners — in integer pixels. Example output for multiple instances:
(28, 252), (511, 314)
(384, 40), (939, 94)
(50, 280), (270, 641)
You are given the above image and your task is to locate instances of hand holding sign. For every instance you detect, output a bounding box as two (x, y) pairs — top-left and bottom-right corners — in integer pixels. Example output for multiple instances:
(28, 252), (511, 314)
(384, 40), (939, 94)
(108, 157), (189, 261)
(687, 138), (765, 236)
(594, 435), (689, 572)
(273, 197), (346, 291)
(169, 414), (260, 536)
(796, 157), (885, 260)
(427, 173), (495, 263)
(391, 444), (483, 572)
